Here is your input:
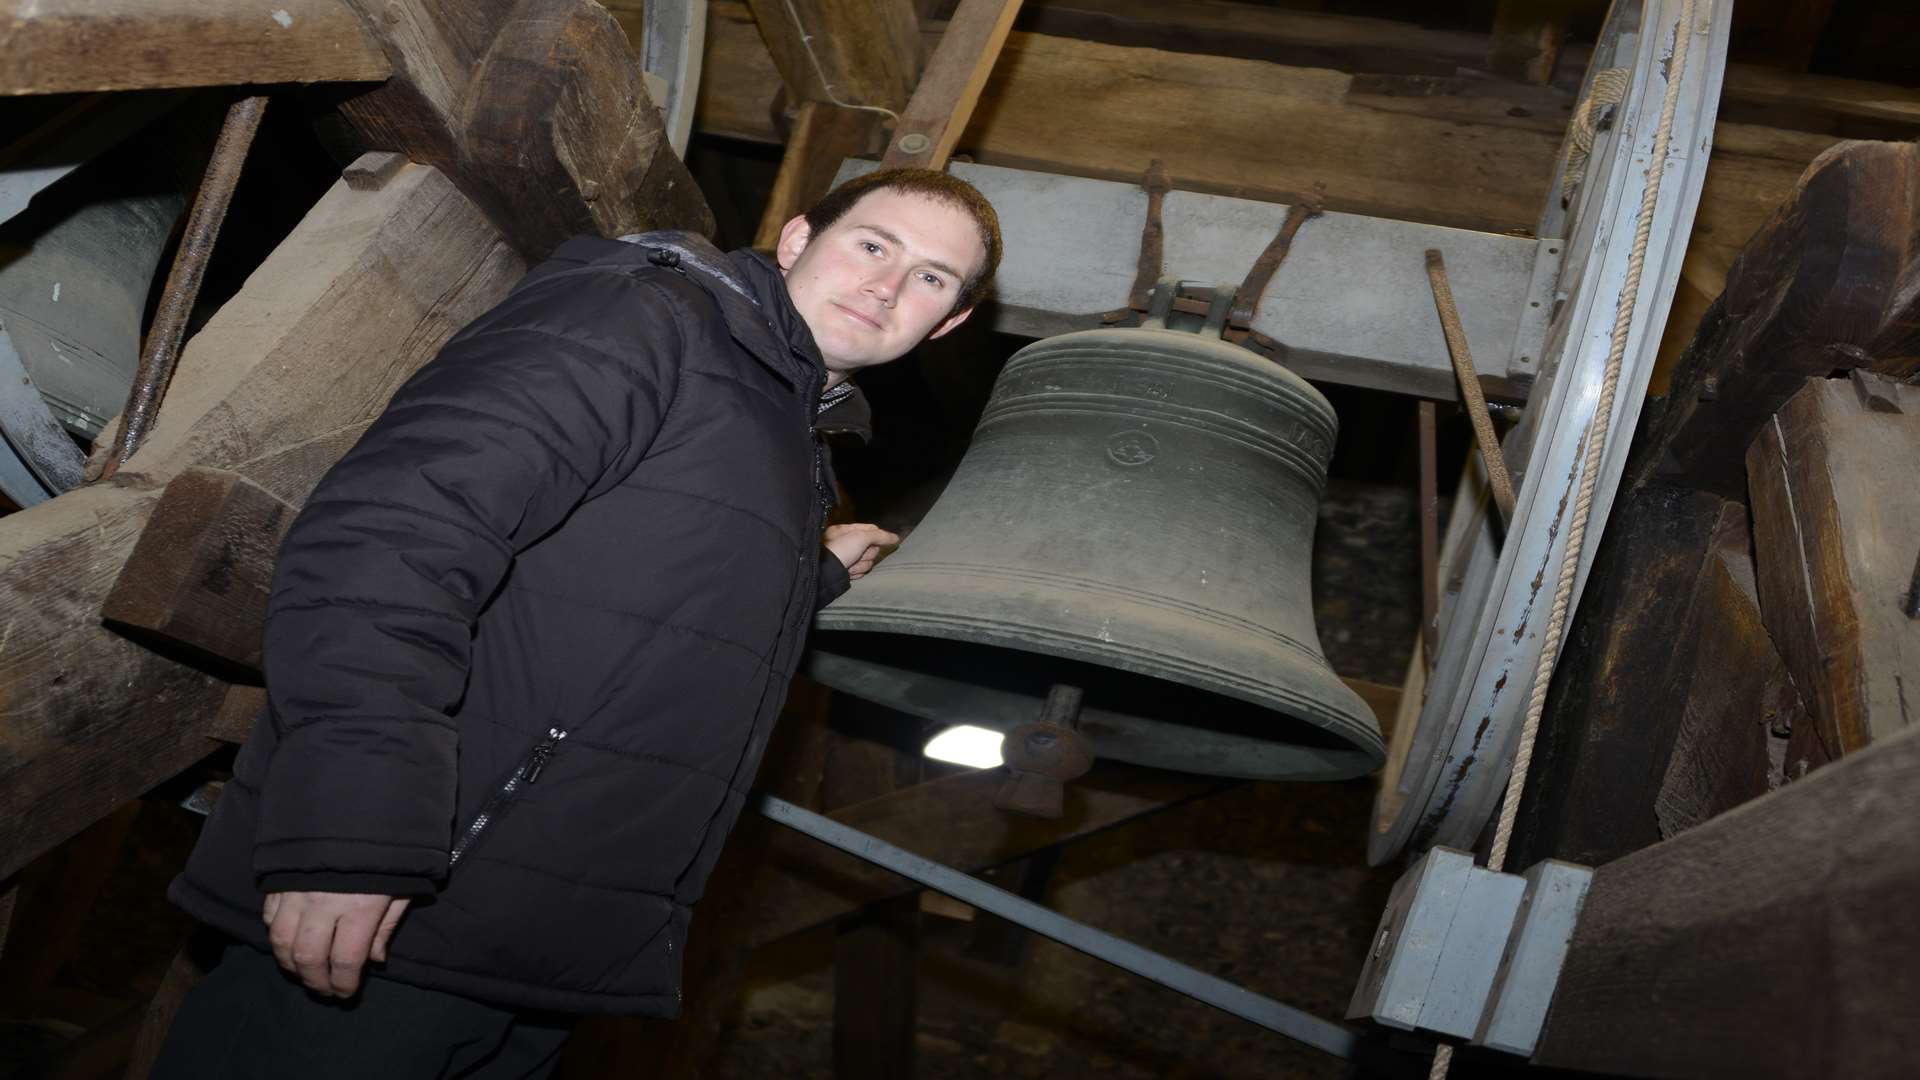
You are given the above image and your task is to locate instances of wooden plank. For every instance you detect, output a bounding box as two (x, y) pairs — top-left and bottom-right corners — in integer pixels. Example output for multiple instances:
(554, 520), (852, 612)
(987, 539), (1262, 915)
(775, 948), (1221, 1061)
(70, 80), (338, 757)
(879, 0), (1024, 170)
(1631, 139), (1920, 499)
(1652, 508), (1800, 838)
(0, 158), (522, 882)
(0, 0), (390, 95)
(100, 469), (296, 677)
(1486, 0), (1573, 85)
(753, 102), (882, 249)
(744, 0), (921, 111)
(339, 0), (712, 261)
(1533, 725), (1920, 1078)
(1745, 373), (1920, 769)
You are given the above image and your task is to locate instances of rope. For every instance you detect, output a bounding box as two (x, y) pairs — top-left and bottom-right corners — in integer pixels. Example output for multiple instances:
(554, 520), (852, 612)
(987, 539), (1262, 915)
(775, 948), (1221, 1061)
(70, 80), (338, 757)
(1425, 249), (1517, 522)
(1429, 2), (1700, 1074)
(777, 0), (902, 126)
(1562, 67), (1632, 204)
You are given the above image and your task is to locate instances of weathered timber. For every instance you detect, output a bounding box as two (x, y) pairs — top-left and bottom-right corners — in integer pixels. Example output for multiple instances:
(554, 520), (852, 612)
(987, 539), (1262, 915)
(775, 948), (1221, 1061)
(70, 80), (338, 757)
(1509, 485), (1733, 870)
(0, 159), (522, 882)
(879, 0), (1024, 171)
(0, 0), (391, 95)
(1533, 725), (1920, 1078)
(339, 0), (712, 261)
(1631, 139), (1920, 498)
(744, 0), (921, 112)
(1652, 508), (1800, 838)
(753, 102), (882, 249)
(820, 710), (923, 1080)
(1021, 0), (1920, 138)
(100, 469), (296, 677)
(1746, 373), (1920, 768)
(1486, 0), (1573, 85)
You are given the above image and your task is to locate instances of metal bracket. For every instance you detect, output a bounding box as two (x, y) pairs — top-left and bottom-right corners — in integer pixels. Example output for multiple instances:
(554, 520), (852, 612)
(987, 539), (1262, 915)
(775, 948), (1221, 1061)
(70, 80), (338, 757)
(1347, 847), (1592, 1056)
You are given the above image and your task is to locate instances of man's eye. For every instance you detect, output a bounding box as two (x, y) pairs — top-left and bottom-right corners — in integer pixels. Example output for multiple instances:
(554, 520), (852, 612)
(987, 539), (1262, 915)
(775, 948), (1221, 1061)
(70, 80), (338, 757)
(860, 241), (882, 255)
(920, 273), (944, 287)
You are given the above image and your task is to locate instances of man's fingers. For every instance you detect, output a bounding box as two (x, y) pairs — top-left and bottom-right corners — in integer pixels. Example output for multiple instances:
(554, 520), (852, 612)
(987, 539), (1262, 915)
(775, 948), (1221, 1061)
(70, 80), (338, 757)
(327, 908), (382, 998)
(267, 894), (302, 973)
(369, 898), (412, 964)
(291, 909), (339, 995)
(262, 892), (282, 926)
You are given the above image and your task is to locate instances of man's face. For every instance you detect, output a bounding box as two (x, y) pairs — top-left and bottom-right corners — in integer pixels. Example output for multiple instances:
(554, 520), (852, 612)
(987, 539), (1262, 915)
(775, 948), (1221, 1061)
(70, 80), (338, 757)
(776, 189), (986, 384)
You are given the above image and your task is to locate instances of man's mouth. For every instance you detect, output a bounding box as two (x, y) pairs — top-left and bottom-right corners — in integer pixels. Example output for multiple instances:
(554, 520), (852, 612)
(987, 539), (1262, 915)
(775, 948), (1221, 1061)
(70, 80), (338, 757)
(832, 302), (884, 331)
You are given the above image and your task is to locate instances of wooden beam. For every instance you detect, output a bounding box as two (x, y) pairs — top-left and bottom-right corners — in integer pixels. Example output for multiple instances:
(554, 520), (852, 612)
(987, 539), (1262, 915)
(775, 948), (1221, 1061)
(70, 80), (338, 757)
(0, 157), (523, 882)
(1630, 139), (1920, 499)
(744, 0), (922, 111)
(1486, 0), (1574, 85)
(1746, 373), (1920, 768)
(880, 0), (1024, 170)
(100, 469), (296, 677)
(339, 0), (712, 261)
(0, 0), (391, 95)
(753, 102), (880, 249)
(1533, 725), (1920, 1077)
(1651, 508), (1800, 837)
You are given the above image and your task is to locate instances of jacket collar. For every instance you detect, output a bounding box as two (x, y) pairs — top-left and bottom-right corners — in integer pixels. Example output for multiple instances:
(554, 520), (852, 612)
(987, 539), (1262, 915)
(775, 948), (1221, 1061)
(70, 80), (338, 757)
(614, 231), (821, 389)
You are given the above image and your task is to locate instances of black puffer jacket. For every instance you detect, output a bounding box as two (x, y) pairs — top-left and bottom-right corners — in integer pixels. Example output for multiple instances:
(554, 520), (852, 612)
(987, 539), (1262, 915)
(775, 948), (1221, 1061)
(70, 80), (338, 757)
(171, 233), (860, 1015)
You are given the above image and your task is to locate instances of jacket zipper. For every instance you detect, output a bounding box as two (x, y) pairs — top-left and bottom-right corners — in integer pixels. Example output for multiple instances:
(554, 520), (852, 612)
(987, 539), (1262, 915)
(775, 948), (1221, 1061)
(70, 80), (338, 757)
(449, 727), (568, 868)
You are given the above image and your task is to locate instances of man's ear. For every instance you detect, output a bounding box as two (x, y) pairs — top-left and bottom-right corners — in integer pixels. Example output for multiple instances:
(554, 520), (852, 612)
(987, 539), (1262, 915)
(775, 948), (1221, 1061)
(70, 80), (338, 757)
(774, 215), (812, 273)
(927, 306), (974, 342)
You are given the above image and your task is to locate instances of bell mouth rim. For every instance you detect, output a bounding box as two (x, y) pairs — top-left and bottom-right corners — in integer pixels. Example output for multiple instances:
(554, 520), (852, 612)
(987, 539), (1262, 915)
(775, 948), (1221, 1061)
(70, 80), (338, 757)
(807, 614), (1387, 783)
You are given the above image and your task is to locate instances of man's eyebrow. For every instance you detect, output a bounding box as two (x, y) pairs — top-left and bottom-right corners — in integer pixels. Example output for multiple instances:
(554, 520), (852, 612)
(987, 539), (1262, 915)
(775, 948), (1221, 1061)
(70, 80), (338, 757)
(852, 223), (966, 282)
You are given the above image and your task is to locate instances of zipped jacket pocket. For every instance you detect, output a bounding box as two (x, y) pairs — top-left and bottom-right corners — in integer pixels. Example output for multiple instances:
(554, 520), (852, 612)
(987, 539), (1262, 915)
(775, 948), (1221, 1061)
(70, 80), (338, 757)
(449, 727), (568, 869)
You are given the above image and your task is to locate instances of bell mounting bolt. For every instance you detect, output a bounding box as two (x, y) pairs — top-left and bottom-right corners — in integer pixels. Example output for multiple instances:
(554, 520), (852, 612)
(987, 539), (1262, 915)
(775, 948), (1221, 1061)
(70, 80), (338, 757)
(995, 683), (1092, 819)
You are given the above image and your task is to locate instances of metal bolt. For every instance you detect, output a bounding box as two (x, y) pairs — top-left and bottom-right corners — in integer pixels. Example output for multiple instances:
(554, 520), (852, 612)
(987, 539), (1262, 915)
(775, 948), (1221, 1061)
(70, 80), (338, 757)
(897, 132), (931, 155)
(581, 179), (601, 203)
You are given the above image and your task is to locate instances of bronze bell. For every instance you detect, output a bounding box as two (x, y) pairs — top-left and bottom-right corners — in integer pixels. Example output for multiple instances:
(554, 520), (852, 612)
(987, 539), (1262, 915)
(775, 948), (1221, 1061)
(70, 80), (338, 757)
(807, 293), (1385, 782)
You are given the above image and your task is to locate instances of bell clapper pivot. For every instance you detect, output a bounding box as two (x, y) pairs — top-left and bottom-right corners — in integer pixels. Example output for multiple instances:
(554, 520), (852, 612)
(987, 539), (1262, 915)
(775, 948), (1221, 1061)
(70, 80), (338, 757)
(994, 683), (1093, 819)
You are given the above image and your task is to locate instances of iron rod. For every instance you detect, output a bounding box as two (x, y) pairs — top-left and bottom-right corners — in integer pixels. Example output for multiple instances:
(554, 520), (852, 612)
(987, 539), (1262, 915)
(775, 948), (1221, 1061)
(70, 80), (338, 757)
(755, 793), (1362, 1060)
(101, 94), (267, 478)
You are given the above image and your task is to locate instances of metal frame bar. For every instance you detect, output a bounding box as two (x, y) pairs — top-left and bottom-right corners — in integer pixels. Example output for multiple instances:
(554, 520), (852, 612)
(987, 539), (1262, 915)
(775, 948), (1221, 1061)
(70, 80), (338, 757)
(755, 793), (1363, 1061)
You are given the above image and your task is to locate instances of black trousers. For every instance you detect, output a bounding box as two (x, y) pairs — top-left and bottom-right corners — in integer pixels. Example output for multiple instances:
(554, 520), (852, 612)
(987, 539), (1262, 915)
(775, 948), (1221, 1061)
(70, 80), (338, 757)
(150, 941), (574, 1080)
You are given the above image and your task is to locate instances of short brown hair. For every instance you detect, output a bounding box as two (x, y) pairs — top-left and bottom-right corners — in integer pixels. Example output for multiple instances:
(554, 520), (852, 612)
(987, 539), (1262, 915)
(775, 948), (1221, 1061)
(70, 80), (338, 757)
(805, 168), (1002, 315)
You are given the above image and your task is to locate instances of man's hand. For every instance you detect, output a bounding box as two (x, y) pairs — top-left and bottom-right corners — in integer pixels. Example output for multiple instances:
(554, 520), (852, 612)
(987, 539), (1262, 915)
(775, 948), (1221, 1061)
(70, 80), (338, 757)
(824, 523), (900, 580)
(263, 891), (411, 998)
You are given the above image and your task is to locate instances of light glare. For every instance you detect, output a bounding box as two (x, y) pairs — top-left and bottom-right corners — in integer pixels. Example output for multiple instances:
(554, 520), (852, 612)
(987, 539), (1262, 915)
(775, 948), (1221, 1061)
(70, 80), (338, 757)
(923, 725), (1005, 769)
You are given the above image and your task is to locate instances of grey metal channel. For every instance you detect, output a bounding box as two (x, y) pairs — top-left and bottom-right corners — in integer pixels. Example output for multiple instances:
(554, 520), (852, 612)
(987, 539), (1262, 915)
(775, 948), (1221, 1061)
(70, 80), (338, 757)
(639, 0), (706, 157)
(0, 326), (83, 505)
(835, 159), (1544, 403)
(1370, 0), (1733, 863)
(755, 794), (1363, 1061)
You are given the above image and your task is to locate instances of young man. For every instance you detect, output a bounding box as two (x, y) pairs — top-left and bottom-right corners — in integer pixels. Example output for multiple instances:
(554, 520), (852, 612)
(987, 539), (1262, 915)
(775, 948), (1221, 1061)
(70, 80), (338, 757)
(156, 168), (1001, 1077)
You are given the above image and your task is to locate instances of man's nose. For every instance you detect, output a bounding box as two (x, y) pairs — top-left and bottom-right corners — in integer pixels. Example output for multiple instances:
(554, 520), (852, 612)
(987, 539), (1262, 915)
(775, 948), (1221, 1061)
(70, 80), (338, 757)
(865, 267), (906, 306)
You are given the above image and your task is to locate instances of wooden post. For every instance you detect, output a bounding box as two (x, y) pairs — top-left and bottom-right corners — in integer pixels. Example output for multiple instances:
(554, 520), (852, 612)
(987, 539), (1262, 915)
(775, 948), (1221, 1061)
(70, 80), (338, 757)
(339, 0), (713, 260)
(1532, 726), (1920, 1077)
(879, 0), (1025, 170)
(744, 0), (922, 114)
(1746, 373), (1920, 770)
